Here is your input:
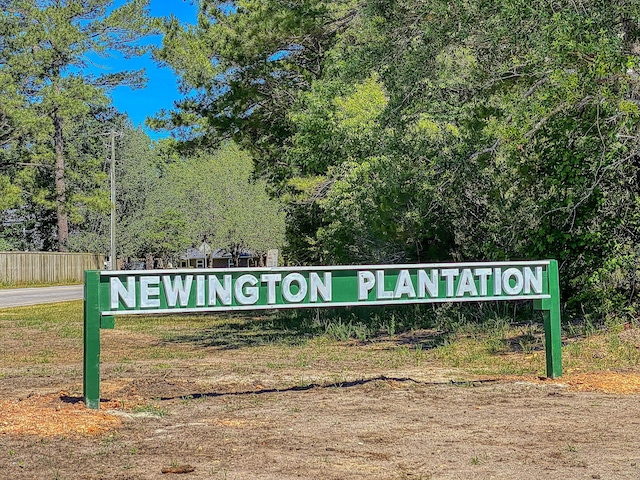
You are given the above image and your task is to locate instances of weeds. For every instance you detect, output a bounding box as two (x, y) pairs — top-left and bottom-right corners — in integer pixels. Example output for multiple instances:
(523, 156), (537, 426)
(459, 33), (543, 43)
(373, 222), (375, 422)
(132, 403), (169, 417)
(324, 319), (369, 341)
(564, 318), (598, 338)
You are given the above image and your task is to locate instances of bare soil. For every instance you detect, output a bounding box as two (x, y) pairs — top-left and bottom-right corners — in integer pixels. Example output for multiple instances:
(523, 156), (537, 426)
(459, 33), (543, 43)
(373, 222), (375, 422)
(1, 319), (640, 479)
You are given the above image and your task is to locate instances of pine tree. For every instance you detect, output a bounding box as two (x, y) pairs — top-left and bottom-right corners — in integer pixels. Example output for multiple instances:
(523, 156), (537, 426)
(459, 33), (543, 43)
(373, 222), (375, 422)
(1, 0), (153, 250)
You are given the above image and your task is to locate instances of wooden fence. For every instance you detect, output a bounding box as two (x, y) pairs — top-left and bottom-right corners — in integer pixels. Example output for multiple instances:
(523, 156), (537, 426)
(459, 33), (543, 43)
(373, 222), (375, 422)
(0, 252), (104, 284)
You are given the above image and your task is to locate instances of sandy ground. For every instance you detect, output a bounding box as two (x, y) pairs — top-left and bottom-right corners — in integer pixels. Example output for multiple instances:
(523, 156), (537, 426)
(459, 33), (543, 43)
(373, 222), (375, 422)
(1, 353), (639, 480)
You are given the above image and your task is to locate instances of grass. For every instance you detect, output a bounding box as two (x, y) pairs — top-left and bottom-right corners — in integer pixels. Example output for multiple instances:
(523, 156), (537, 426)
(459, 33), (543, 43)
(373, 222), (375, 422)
(131, 403), (170, 417)
(1, 301), (639, 380)
(562, 332), (640, 372)
(0, 280), (81, 289)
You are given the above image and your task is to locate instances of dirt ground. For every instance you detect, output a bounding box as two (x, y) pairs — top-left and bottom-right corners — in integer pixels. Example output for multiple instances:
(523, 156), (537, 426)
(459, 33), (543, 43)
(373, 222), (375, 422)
(1, 305), (640, 479)
(1, 338), (640, 480)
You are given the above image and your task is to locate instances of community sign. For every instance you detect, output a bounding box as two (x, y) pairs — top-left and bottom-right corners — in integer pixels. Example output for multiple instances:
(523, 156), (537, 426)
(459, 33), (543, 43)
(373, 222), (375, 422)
(83, 261), (562, 408)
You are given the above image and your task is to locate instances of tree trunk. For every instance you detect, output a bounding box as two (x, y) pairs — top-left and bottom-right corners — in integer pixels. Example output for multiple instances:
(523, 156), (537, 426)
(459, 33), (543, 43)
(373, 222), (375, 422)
(230, 243), (240, 267)
(54, 110), (68, 252)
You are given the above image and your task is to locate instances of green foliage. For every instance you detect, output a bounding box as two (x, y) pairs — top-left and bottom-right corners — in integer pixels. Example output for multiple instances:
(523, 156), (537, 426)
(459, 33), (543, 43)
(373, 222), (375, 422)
(140, 142), (286, 262)
(113, 127), (166, 258)
(143, 208), (191, 262)
(156, 0), (640, 322)
(579, 245), (640, 325)
(152, 0), (354, 181)
(0, 175), (21, 211)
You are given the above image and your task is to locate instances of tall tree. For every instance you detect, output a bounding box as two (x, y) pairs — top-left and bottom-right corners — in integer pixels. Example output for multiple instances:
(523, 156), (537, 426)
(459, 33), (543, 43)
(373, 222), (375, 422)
(142, 142), (286, 266)
(114, 127), (167, 260)
(0, 0), (152, 251)
(151, 0), (354, 183)
(65, 115), (150, 255)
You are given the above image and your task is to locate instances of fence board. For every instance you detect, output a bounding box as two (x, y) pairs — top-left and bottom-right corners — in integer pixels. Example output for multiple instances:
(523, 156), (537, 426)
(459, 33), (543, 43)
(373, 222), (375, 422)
(0, 252), (104, 284)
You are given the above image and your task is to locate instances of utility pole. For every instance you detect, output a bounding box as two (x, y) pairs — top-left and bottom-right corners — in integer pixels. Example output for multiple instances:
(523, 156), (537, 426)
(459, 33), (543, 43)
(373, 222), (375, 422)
(110, 130), (116, 270)
(98, 129), (122, 270)
(102, 129), (122, 270)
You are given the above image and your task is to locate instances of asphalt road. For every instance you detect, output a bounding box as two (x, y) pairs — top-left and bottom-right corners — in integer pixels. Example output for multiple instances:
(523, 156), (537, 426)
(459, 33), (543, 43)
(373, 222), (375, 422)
(0, 285), (83, 309)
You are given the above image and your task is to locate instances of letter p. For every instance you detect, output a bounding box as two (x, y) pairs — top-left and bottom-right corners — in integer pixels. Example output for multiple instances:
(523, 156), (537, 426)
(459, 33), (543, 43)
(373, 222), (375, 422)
(358, 271), (375, 300)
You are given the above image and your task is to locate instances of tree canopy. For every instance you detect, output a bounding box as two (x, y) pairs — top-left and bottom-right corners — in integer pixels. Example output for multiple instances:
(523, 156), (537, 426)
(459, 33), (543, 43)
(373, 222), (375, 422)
(140, 142), (286, 266)
(4, 0), (640, 321)
(155, 0), (640, 320)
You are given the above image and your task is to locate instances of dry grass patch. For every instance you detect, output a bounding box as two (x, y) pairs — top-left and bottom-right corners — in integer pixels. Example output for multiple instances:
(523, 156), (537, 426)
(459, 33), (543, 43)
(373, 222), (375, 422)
(527, 371), (640, 394)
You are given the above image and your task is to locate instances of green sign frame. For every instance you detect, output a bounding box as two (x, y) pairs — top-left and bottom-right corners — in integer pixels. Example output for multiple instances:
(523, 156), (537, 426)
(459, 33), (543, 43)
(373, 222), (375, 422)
(84, 260), (562, 409)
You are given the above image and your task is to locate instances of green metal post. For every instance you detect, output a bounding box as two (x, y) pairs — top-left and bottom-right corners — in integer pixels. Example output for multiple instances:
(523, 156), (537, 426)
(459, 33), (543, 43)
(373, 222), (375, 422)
(83, 270), (101, 409)
(544, 260), (562, 378)
(533, 260), (563, 378)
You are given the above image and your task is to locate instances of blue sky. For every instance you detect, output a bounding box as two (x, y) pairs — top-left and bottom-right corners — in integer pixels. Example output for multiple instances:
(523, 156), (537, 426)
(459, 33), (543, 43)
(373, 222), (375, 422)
(106, 0), (199, 139)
